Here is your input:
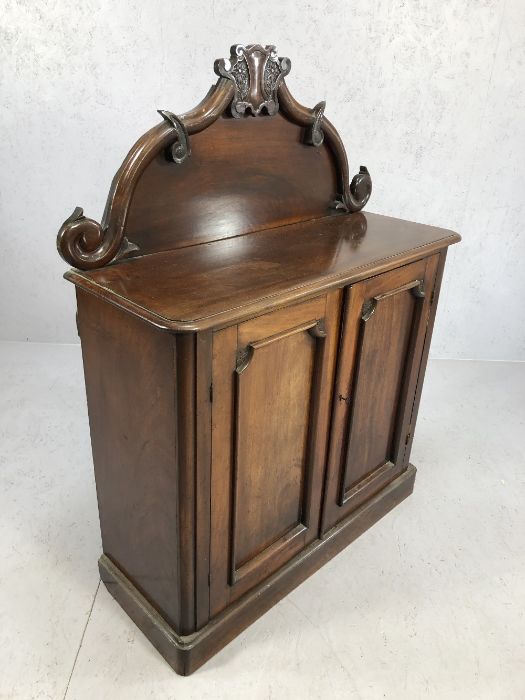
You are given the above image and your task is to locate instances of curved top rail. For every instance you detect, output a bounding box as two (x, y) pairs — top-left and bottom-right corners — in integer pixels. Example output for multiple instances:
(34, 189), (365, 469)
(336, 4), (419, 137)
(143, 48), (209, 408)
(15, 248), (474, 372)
(57, 44), (371, 270)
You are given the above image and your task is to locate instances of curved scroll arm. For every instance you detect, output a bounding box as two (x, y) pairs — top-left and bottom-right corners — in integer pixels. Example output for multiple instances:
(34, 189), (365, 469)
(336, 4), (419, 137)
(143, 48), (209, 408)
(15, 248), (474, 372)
(157, 110), (191, 163)
(57, 79), (235, 270)
(278, 81), (372, 213)
(56, 207), (139, 270)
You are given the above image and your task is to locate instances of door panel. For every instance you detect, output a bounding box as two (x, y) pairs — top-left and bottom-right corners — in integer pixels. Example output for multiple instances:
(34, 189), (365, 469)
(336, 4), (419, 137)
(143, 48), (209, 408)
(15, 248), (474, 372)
(210, 292), (341, 615)
(233, 330), (314, 572)
(343, 283), (417, 495)
(322, 255), (439, 532)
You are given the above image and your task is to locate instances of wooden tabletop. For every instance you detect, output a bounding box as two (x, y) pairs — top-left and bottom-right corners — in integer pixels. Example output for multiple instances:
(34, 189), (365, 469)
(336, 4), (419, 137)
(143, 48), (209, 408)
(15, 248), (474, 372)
(65, 212), (460, 331)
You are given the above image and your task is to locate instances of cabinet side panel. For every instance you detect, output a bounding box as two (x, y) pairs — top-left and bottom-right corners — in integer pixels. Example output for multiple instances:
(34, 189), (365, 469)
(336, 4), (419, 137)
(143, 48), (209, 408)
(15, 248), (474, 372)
(402, 250), (447, 464)
(76, 290), (181, 630)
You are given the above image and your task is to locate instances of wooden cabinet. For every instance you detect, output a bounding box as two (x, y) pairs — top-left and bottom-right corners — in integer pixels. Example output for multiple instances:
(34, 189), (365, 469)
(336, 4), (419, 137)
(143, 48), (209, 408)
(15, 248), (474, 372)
(57, 44), (460, 675)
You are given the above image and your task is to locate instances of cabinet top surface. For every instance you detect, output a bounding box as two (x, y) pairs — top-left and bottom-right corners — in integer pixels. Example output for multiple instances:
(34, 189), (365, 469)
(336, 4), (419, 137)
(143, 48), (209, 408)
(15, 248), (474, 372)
(66, 211), (460, 331)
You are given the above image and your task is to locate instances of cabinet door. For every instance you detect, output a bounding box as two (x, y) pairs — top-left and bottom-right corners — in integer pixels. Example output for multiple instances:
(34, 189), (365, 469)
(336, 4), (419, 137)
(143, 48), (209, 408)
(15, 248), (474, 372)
(322, 255), (439, 532)
(210, 293), (340, 615)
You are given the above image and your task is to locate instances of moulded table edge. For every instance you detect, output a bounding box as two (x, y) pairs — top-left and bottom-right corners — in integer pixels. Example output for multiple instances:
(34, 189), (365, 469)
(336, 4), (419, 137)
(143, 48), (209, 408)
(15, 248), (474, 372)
(64, 231), (461, 332)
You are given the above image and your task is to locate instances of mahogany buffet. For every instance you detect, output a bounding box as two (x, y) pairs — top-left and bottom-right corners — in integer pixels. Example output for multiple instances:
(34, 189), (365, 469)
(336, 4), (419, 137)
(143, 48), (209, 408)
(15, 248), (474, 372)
(56, 44), (460, 675)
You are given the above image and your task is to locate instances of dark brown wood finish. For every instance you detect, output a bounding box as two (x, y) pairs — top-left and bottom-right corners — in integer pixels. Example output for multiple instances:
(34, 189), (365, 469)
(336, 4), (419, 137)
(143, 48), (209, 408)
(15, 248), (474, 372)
(65, 211), (459, 331)
(209, 293), (341, 614)
(401, 249), (449, 465)
(57, 43), (460, 675)
(194, 330), (213, 629)
(124, 112), (338, 254)
(322, 256), (439, 531)
(76, 291), (185, 631)
(56, 44), (370, 271)
(100, 464), (416, 676)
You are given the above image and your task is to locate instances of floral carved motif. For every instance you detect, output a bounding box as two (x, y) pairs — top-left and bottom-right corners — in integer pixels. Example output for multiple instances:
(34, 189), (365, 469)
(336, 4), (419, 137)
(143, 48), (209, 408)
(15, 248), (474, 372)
(215, 44), (291, 117)
(57, 42), (373, 271)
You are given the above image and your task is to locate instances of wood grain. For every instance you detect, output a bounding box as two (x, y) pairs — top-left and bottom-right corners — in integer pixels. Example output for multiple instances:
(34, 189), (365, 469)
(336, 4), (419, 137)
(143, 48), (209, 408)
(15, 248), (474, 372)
(76, 290), (183, 630)
(99, 464), (417, 675)
(125, 113), (338, 254)
(75, 236), (457, 673)
(209, 294), (341, 613)
(322, 256), (440, 532)
(66, 211), (460, 332)
(56, 44), (373, 270)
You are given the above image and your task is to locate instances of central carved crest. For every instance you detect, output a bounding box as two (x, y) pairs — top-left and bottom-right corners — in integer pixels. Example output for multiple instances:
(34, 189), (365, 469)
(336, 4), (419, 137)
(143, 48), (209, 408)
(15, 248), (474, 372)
(57, 42), (373, 271)
(215, 44), (291, 117)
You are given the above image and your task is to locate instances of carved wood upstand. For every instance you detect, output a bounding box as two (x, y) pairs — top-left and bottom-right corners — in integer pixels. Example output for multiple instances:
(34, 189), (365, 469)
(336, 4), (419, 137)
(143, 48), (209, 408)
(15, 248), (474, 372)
(57, 44), (460, 675)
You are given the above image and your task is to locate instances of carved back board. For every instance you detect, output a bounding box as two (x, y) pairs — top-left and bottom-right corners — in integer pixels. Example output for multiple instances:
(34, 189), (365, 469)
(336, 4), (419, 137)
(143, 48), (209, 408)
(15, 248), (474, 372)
(57, 44), (372, 270)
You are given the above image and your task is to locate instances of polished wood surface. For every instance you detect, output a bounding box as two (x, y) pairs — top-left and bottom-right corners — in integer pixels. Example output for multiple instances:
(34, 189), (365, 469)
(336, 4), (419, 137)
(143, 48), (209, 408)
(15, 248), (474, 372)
(58, 42), (461, 677)
(209, 293), (341, 615)
(56, 44), (370, 271)
(99, 464), (417, 675)
(73, 225), (458, 673)
(322, 256), (439, 531)
(67, 190), (459, 674)
(66, 211), (459, 331)
(76, 291), (184, 630)
(125, 113), (338, 254)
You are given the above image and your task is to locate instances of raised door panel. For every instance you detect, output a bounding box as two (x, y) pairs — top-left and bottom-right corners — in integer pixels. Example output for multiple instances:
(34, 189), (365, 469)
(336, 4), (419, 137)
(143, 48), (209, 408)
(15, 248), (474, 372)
(234, 330), (314, 573)
(322, 255), (439, 532)
(210, 293), (341, 616)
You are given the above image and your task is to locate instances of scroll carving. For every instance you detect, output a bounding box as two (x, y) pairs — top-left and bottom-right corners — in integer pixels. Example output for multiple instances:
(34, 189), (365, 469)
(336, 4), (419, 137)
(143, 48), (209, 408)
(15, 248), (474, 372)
(157, 110), (191, 163)
(57, 42), (372, 271)
(56, 82), (233, 270)
(215, 44), (291, 117)
(331, 166), (372, 213)
(56, 207), (139, 270)
(304, 101), (325, 147)
(277, 82), (372, 213)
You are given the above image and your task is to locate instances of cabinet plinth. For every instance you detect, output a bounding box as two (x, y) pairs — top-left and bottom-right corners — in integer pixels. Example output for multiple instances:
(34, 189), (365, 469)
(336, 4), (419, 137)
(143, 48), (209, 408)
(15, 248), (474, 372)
(58, 43), (460, 675)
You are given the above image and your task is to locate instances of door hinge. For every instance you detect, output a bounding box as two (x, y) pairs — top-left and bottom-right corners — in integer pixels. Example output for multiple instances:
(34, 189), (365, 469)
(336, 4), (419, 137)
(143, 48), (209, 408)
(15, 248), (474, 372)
(405, 427), (412, 445)
(209, 383), (213, 403)
(430, 288), (436, 306)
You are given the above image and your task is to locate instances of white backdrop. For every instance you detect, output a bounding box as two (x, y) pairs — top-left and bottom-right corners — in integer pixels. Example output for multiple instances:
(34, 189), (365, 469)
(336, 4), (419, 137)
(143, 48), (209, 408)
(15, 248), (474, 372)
(1, 1), (524, 360)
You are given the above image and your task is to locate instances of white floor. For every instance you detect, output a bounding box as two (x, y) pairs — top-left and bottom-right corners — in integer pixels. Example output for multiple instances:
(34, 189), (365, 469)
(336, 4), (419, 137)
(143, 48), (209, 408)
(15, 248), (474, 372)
(1, 342), (524, 700)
